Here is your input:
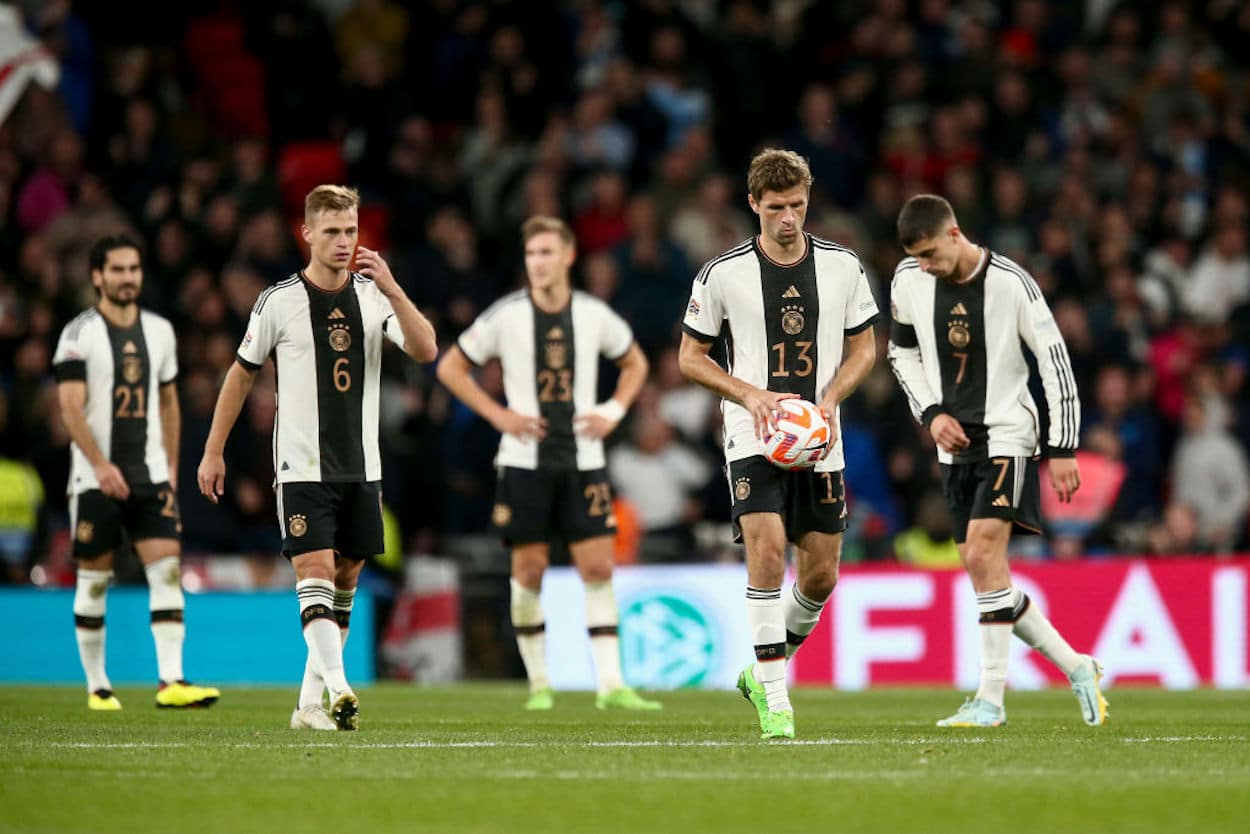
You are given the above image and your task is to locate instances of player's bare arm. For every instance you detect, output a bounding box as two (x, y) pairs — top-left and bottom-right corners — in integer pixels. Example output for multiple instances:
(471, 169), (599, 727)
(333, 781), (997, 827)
(197, 361), (258, 504)
(353, 246), (438, 362)
(678, 332), (795, 441)
(57, 380), (129, 500)
(575, 343), (648, 440)
(159, 381), (180, 492)
(818, 326), (877, 448)
(1048, 456), (1081, 504)
(436, 345), (547, 440)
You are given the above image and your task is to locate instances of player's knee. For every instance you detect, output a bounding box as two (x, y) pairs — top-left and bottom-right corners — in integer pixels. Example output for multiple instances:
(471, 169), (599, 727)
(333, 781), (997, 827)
(962, 543), (1003, 580)
(804, 564), (838, 599)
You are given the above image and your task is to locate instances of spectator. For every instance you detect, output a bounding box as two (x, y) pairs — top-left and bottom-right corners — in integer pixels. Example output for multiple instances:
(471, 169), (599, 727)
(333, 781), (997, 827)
(1170, 394), (1250, 552)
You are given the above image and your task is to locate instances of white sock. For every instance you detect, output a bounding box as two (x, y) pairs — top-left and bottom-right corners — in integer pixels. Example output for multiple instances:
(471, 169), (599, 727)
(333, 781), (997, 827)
(296, 578), (350, 698)
(74, 568), (113, 694)
(1013, 592), (1083, 677)
(298, 588), (354, 709)
(145, 556), (185, 683)
(975, 587), (1017, 707)
(747, 586), (790, 712)
(784, 584), (828, 659)
(510, 578), (550, 692)
(584, 580), (624, 695)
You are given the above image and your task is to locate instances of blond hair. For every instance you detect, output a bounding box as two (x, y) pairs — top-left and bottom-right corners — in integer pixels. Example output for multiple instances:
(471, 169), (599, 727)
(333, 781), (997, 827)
(521, 215), (575, 246)
(746, 149), (813, 200)
(304, 184), (360, 224)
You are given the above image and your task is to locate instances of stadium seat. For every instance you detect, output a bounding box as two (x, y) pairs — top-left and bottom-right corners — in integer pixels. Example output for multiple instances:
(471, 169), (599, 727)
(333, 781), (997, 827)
(278, 142), (346, 215)
(184, 16), (247, 76)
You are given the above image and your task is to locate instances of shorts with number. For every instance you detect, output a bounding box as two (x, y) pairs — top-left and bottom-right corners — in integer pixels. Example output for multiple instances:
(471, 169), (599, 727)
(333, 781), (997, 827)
(70, 483), (180, 559)
(276, 481), (383, 560)
(492, 467), (615, 546)
(940, 456), (1042, 544)
(727, 456), (848, 543)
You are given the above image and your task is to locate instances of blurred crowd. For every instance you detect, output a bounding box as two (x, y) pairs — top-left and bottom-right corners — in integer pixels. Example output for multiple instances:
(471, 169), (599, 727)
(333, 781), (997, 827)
(2, 0), (1250, 585)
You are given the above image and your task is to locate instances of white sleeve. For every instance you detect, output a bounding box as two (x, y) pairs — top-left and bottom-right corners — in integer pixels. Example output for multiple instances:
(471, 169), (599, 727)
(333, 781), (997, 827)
(682, 260), (726, 342)
(598, 302), (634, 360)
(1016, 273), (1080, 456)
(52, 322), (88, 382)
(237, 292), (279, 369)
(845, 260), (880, 334)
(159, 319), (178, 383)
(458, 309), (499, 365)
(886, 265), (943, 426)
(377, 288), (406, 350)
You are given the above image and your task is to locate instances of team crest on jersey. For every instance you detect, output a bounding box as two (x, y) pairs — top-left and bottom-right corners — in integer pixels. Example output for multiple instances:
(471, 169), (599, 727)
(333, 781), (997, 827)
(947, 320), (970, 349)
(781, 305), (805, 335)
(492, 503), (512, 526)
(329, 323), (351, 352)
(734, 477), (751, 501)
(288, 514), (308, 537)
(76, 520), (94, 543)
(122, 355), (143, 384)
(545, 341), (566, 369)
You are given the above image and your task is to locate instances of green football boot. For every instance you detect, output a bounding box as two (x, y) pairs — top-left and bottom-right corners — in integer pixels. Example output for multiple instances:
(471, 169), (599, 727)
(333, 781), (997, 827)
(595, 687), (662, 710)
(524, 687), (554, 711)
(736, 663), (768, 729)
(760, 709), (795, 740)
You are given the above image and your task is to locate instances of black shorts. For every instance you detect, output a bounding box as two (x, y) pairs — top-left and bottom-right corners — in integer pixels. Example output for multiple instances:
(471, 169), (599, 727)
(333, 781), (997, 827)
(940, 456), (1043, 544)
(727, 456), (848, 543)
(492, 467), (616, 547)
(70, 483), (181, 559)
(276, 481), (383, 560)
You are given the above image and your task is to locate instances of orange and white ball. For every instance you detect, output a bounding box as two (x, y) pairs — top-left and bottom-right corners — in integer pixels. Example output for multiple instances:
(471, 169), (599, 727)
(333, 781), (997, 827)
(763, 399), (831, 469)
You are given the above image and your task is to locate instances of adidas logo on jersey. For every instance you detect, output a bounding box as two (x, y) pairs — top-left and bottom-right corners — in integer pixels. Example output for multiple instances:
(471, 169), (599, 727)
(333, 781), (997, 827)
(123, 340), (137, 354)
(281, 462), (290, 471)
(992, 494), (1010, 508)
(950, 303), (968, 315)
(329, 308), (346, 320)
(782, 285), (801, 298)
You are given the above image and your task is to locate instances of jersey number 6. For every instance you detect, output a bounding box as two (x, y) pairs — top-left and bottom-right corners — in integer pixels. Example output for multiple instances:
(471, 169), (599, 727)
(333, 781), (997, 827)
(333, 357), (352, 392)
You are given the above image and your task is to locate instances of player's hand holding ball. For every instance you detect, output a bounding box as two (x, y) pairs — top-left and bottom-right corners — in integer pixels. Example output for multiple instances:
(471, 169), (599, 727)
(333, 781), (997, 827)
(762, 398), (831, 469)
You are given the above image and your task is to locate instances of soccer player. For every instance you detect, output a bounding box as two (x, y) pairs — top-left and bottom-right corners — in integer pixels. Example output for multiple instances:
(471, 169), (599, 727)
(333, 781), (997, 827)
(887, 194), (1108, 727)
(437, 216), (660, 712)
(196, 185), (437, 731)
(678, 149), (879, 739)
(53, 234), (220, 711)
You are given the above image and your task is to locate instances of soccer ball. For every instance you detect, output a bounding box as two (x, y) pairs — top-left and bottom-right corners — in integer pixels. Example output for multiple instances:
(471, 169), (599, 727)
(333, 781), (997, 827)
(763, 399), (830, 469)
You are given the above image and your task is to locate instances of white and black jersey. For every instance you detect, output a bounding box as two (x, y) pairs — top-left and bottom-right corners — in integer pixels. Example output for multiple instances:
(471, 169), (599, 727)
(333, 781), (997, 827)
(236, 272), (406, 484)
(52, 307), (178, 494)
(457, 289), (634, 471)
(887, 251), (1080, 465)
(682, 234), (879, 472)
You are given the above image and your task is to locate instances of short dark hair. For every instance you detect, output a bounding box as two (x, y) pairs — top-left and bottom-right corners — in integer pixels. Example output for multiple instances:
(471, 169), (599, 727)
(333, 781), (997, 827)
(897, 195), (956, 248)
(89, 234), (143, 272)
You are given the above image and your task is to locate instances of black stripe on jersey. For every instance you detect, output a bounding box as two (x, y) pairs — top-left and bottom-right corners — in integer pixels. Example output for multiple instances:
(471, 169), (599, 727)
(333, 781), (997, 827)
(757, 236), (819, 402)
(55, 360), (87, 381)
(1049, 344), (1078, 449)
(64, 308), (99, 340)
(304, 280), (367, 480)
(104, 316), (153, 487)
(694, 240), (753, 285)
(846, 314), (879, 336)
(991, 255), (1040, 302)
(480, 289), (528, 325)
(235, 353), (262, 371)
(887, 353), (924, 416)
(810, 237), (855, 256)
(532, 300), (577, 469)
(252, 275), (300, 316)
(932, 276), (988, 457)
(681, 323), (716, 344)
(890, 320), (919, 348)
(893, 257), (920, 276)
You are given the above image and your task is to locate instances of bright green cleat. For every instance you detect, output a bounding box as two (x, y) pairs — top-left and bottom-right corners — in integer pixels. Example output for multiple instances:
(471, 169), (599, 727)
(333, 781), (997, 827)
(1069, 655), (1110, 726)
(736, 663), (768, 728)
(155, 680), (220, 709)
(595, 687), (662, 711)
(936, 697), (1006, 727)
(524, 688), (554, 711)
(88, 689), (121, 711)
(760, 709), (794, 739)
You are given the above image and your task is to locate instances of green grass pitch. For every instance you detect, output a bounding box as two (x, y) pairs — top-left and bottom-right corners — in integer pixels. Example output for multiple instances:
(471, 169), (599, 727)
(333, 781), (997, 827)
(2, 685), (1247, 834)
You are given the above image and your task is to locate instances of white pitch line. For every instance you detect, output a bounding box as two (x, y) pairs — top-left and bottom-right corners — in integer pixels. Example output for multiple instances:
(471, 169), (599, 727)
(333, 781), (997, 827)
(1121, 736), (1247, 743)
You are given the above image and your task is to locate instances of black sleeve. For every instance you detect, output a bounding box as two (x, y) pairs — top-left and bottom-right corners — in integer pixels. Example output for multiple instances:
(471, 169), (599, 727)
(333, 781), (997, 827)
(890, 320), (919, 348)
(681, 324), (716, 344)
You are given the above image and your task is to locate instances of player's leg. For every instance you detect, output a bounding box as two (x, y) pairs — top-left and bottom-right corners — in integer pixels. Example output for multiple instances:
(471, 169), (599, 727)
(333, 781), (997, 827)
(787, 469), (849, 659)
(296, 554), (358, 713)
(511, 542), (553, 708)
(70, 490), (121, 709)
(565, 470), (659, 710)
(1004, 460), (1108, 725)
(739, 512), (793, 737)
